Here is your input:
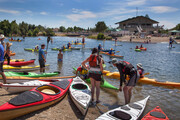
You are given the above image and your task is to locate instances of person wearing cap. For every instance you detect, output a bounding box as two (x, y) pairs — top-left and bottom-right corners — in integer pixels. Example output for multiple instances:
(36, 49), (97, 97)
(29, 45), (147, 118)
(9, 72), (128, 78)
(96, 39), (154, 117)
(0, 34), (5, 46)
(0, 38), (6, 84)
(137, 63), (144, 78)
(4, 42), (12, 65)
(111, 58), (140, 104)
(39, 44), (47, 73)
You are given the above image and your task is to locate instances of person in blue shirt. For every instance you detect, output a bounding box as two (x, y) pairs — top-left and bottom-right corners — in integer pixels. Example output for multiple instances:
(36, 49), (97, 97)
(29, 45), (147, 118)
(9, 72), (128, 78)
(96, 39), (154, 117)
(98, 43), (103, 51)
(39, 44), (47, 73)
(108, 48), (114, 55)
(0, 34), (6, 84)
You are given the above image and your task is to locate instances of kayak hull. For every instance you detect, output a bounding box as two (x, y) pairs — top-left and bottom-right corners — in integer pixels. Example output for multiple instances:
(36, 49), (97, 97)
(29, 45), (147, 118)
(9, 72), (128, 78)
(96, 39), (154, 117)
(100, 51), (124, 59)
(3, 59), (35, 66)
(0, 79), (73, 120)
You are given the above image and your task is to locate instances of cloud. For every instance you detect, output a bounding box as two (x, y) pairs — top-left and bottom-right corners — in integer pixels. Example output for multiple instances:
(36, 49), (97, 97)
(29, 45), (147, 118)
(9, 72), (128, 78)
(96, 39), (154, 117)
(127, 0), (147, 6)
(159, 20), (176, 29)
(0, 8), (20, 14)
(149, 6), (179, 13)
(40, 12), (48, 15)
(66, 11), (96, 21)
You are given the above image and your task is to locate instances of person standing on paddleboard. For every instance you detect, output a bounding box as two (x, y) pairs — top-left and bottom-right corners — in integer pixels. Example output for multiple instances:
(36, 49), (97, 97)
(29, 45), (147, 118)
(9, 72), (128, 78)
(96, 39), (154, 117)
(111, 58), (140, 104)
(39, 44), (47, 73)
(82, 48), (103, 104)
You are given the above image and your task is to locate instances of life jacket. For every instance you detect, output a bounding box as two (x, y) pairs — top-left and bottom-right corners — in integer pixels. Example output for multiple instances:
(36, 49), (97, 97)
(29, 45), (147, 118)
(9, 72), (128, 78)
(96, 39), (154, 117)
(89, 54), (100, 67)
(122, 61), (134, 74)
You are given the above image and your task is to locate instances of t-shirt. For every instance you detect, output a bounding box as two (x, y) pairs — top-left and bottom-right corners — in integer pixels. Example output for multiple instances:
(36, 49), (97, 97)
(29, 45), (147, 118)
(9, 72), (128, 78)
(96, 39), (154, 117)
(0, 44), (4, 61)
(39, 49), (45, 61)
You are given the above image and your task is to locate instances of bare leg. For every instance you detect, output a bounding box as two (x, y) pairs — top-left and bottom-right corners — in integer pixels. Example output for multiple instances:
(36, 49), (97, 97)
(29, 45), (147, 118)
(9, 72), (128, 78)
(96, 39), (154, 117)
(0, 72), (6, 84)
(123, 86), (129, 104)
(128, 87), (133, 103)
(90, 78), (95, 101)
(95, 81), (101, 102)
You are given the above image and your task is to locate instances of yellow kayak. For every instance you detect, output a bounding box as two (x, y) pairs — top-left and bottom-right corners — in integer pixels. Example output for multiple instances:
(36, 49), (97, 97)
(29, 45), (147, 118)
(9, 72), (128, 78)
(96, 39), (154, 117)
(3, 64), (50, 72)
(106, 72), (180, 88)
(72, 43), (86, 45)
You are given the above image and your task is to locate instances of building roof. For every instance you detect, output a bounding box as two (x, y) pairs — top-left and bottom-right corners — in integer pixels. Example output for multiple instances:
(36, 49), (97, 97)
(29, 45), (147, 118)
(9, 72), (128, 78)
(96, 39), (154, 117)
(115, 16), (159, 24)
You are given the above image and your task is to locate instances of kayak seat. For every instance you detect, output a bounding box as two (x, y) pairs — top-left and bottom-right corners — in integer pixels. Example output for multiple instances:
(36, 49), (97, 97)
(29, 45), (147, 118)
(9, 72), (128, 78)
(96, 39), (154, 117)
(72, 84), (87, 90)
(9, 91), (43, 106)
(121, 106), (131, 110)
(150, 111), (166, 119)
(51, 80), (70, 90)
(129, 103), (142, 110)
(109, 110), (132, 120)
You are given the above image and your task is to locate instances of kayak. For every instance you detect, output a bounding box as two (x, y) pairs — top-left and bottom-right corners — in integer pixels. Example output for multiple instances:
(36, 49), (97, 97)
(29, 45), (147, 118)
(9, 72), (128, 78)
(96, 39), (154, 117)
(0, 75), (75, 84)
(24, 48), (40, 52)
(96, 96), (150, 120)
(142, 106), (169, 120)
(0, 79), (73, 120)
(4, 71), (60, 78)
(0, 79), (59, 93)
(73, 67), (118, 90)
(51, 48), (72, 51)
(135, 49), (141, 52)
(100, 49), (115, 52)
(10, 52), (16, 56)
(6, 59), (24, 62)
(106, 72), (180, 88)
(112, 44), (122, 46)
(140, 47), (147, 51)
(72, 43), (86, 45)
(3, 59), (35, 66)
(3, 64), (50, 72)
(9, 39), (22, 42)
(100, 51), (124, 59)
(69, 77), (91, 115)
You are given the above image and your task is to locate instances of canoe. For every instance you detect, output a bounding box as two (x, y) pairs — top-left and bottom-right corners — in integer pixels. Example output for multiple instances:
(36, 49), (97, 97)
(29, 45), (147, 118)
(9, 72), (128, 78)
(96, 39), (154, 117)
(0, 75), (76, 84)
(135, 49), (141, 52)
(96, 96), (150, 120)
(69, 77), (91, 115)
(0, 79), (60, 93)
(4, 71), (60, 78)
(73, 67), (118, 90)
(9, 39), (22, 42)
(3, 64), (50, 72)
(140, 47), (147, 51)
(106, 72), (180, 88)
(142, 106), (169, 120)
(3, 59), (35, 66)
(100, 51), (124, 59)
(0, 79), (73, 120)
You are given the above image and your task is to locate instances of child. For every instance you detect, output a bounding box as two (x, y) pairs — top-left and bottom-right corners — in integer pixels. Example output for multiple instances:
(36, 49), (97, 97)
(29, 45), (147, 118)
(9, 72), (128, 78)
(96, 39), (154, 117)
(58, 49), (63, 62)
(76, 65), (89, 79)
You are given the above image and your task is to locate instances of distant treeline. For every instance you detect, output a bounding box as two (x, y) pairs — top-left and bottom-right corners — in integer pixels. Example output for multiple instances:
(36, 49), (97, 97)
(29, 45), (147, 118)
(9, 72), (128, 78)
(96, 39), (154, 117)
(0, 20), (55, 37)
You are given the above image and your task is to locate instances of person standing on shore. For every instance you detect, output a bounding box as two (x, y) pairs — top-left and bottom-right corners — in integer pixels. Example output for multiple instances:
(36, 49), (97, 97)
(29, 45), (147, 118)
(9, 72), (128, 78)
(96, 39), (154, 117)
(39, 44), (47, 73)
(0, 34), (6, 84)
(111, 58), (140, 104)
(82, 48), (103, 103)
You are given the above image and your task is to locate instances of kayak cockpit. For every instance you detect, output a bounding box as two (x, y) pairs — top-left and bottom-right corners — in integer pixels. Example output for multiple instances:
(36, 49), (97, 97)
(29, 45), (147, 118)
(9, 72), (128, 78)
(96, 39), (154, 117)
(72, 83), (87, 90)
(37, 85), (60, 95)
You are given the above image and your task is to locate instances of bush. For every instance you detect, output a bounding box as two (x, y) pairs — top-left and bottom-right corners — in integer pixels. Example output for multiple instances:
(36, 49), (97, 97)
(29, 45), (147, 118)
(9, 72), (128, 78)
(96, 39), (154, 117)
(87, 35), (97, 39)
(97, 33), (105, 40)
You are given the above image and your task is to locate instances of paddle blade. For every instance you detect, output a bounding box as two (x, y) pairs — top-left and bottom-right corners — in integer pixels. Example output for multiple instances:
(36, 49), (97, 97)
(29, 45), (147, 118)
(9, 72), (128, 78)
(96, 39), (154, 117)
(106, 73), (114, 76)
(144, 72), (150, 75)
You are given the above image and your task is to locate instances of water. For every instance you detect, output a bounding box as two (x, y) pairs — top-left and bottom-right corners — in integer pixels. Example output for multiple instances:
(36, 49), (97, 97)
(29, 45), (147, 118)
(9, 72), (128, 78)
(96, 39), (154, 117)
(6, 36), (180, 119)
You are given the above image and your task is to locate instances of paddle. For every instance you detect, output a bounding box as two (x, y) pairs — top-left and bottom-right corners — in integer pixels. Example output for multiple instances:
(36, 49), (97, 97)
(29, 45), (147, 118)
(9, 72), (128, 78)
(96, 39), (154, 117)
(46, 36), (50, 52)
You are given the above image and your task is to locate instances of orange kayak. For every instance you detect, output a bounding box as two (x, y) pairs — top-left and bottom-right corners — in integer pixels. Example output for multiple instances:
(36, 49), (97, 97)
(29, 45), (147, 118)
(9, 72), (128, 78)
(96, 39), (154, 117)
(140, 47), (147, 51)
(100, 51), (124, 59)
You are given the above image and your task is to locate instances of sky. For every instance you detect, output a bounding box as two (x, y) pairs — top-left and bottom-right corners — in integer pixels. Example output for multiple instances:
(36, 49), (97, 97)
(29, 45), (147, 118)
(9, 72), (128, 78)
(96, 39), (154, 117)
(0, 0), (179, 29)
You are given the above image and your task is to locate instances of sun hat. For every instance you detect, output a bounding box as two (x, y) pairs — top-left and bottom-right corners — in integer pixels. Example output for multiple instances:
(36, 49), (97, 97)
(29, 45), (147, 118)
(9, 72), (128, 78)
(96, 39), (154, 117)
(137, 63), (143, 69)
(111, 58), (118, 64)
(6, 42), (13, 47)
(0, 34), (5, 39)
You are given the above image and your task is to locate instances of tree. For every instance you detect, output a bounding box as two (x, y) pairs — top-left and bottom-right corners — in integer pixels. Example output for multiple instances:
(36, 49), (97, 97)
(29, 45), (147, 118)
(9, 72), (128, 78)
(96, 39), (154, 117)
(66, 27), (74, 32)
(19, 21), (28, 36)
(33, 27), (39, 36)
(10, 20), (19, 36)
(59, 26), (66, 32)
(28, 30), (33, 36)
(173, 23), (180, 30)
(46, 28), (55, 36)
(145, 14), (150, 18)
(0, 20), (11, 36)
(95, 21), (107, 32)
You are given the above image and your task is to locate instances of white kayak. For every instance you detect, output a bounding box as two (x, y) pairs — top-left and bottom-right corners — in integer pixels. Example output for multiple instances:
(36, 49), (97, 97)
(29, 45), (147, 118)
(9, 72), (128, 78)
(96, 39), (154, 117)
(96, 96), (150, 120)
(69, 77), (91, 115)
(0, 79), (59, 94)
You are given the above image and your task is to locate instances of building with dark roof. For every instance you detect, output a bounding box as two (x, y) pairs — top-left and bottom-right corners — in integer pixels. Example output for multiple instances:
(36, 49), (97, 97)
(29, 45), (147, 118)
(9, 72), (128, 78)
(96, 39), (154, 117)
(115, 16), (160, 34)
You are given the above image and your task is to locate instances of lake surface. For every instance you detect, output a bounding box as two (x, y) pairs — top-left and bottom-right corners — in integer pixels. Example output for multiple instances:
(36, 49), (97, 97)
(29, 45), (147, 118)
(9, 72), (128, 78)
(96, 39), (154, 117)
(6, 36), (180, 119)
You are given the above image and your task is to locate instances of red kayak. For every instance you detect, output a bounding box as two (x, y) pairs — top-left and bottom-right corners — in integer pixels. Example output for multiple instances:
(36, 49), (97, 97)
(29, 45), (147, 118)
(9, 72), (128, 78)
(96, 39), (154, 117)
(0, 78), (73, 120)
(142, 106), (169, 120)
(3, 59), (35, 66)
(140, 47), (147, 51)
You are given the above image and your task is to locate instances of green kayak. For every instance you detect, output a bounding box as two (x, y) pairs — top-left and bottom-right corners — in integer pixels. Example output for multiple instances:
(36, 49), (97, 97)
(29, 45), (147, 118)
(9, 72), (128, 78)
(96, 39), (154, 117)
(135, 49), (141, 52)
(4, 71), (60, 78)
(73, 67), (118, 90)
(51, 48), (72, 51)
(24, 48), (45, 52)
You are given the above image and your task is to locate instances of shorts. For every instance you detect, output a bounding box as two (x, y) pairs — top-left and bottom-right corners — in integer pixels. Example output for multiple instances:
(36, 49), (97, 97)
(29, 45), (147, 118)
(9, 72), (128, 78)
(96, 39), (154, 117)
(58, 59), (62, 62)
(89, 73), (102, 81)
(0, 62), (4, 72)
(126, 71), (140, 86)
(39, 60), (45, 68)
